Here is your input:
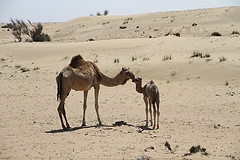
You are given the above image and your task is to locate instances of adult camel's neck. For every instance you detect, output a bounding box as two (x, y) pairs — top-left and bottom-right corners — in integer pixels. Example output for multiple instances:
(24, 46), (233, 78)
(100, 72), (128, 87)
(135, 81), (143, 93)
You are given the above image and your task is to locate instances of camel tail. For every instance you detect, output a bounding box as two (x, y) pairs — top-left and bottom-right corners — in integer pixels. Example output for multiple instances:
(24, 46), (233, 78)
(56, 72), (63, 101)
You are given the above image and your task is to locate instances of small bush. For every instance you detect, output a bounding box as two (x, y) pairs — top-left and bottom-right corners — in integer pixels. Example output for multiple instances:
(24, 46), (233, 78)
(183, 145), (209, 157)
(170, 71), (177, 77)
(203, 53), (211, 58)
(162, 55), (172, 61)
(20, 67), (30, 73)
(225, 81), (229, 86)
(205, 58), (212, 62)
(1, 23), (13, 29)
(114, 58), (119, 64)
(131, 56), (137, 61)
(125, 17), (133, 21)
(191, 51), (210, 58)
(33, 67), (40, 70)
(104, 10), (109, 16)
(143, 57), (150, 61)
(97, 12), (101, 16)
(10, 19), (51, 42)
(211, 32), (221, 36)
(119, 26), (127, 29)
(191, 51), (202, 58)
(231, 31), (239, 35)
(219, 56), (227, 62)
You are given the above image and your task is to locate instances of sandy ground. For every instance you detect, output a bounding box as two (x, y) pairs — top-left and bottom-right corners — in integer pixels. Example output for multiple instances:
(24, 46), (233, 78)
(0, 7), (240, 159)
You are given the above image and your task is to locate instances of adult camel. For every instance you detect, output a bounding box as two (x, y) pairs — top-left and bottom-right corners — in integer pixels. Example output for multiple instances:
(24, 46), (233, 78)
(56, 54), (135, 130)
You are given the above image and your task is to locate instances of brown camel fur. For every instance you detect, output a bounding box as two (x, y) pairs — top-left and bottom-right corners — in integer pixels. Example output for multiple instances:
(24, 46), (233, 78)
(132, 77), (160, 129)
(56, 54), (135, 130)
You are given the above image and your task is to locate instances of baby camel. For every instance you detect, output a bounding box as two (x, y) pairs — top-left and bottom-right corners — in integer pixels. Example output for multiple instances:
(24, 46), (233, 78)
(132, 77), (160, 129)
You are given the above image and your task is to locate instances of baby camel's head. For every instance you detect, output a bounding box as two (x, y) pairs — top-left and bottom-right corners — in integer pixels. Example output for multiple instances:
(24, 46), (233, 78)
(132, 77), (142, 84)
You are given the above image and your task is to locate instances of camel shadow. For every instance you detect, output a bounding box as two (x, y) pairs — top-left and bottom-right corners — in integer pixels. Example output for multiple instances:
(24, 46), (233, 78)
(137, 125), (153, 132)
(45, 125), (98, 133)
(45, 122), (137, 134)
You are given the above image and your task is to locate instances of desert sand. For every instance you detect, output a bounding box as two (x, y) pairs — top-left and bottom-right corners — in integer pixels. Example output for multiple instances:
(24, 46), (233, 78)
(0, 7), (240, 159)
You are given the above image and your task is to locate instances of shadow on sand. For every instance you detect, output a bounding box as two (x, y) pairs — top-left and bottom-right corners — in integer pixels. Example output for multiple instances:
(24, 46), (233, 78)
(45, 125), (98, 134)
(45, 121), (137, 134)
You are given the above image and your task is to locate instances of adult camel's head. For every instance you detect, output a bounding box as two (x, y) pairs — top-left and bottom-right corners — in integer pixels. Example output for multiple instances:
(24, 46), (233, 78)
(119, 67), (135, 85)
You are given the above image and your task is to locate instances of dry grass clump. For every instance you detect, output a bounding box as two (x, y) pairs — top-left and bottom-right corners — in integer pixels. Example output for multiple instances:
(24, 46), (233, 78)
(162, 55), (172, 61)
(190, 51), (210, 58)
(131, 56), (137, 61)
(114, 58), (119, 64)
(231, 31), (239, 35)
(183, 145), (209, 157)
(143, 57), (150, 61)
(219, 56), (227, 62)
(211, 32), (221, 36)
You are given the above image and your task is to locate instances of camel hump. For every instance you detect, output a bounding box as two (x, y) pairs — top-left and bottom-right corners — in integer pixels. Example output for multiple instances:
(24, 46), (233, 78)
(70, 54), (85, 68)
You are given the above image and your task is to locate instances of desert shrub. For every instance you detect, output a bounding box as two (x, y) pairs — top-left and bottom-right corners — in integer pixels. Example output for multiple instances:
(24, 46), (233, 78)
(114, 58), (119, 64)
(191, 51), (202, 58)
(33, 67), (40, 70)
(1, 23), (13, 29)
(143, 57), (150, 61)
(10, 19), (51, 42)
(125, 17), (133, 21)
(203, 53), (211, 58)
(191, 51), (210, 58)
(211, 32), (221, 36)
(131, 56), (137, 61)
(183, 145), (209, 157)
(11, 20), (22, 42)
(119, 26), (127, 29)
(205, 58), (212, 62)
(104, 10), (109, 16)
(225, 81), (229, 86)
(20, 67), (30, 72)
(219, 56), (227, 62)
(231, 31), (239, 35)
(162, 55), (172, 61)
(27, 22), (51, 42)
(170, 71), (177, 77)
(165, 32), (180, 37)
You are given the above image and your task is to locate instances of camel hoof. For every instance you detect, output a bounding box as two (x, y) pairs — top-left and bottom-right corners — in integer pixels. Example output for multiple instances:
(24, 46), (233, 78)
(81, 123), (87, 127)
(63, 127), (70, 131)
(98, 122), (105, 126)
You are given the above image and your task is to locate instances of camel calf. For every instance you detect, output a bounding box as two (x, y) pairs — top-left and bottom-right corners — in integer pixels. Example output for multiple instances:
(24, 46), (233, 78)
(132, 77), (160, 129)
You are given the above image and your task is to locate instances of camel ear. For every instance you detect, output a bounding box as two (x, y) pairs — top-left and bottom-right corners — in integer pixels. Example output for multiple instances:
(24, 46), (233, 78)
(122, 67), (128, 71)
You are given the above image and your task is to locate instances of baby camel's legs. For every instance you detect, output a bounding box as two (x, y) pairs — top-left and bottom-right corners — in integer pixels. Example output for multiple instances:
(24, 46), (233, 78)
(152, 103), (156, 129)
(148, 99), (153, 126)
(143, 96), (149, 127)
(156, 102), (160, 129)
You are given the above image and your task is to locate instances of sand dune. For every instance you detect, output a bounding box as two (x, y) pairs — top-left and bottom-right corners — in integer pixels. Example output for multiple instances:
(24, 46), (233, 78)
(0, 7), (240, 159)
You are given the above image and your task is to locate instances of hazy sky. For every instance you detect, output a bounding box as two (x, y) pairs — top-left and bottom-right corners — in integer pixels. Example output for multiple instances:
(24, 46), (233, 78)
(0, 0), (239, 22)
